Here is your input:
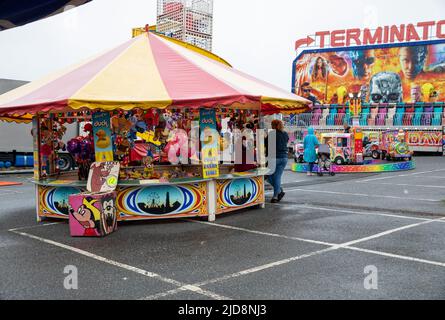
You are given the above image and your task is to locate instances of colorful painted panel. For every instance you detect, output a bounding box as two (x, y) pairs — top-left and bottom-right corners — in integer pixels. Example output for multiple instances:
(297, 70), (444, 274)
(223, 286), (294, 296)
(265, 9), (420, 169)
(292, 160), (416, 173)
(117, 183), (208, 220)
(216, 177), (265, 214)
(38, 186), (85, 219)
(69, 192), (117, 237)
(293, 42), (445, 104)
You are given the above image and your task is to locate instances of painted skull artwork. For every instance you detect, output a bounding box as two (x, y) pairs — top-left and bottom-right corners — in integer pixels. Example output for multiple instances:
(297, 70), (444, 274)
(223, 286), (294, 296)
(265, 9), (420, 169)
(369, 72), (403, 104)
(101, 196), (117, 235)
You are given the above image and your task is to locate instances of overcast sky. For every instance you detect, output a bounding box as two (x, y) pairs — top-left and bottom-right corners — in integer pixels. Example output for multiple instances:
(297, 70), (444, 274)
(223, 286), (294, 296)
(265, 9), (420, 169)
(0, 0), (444, 91)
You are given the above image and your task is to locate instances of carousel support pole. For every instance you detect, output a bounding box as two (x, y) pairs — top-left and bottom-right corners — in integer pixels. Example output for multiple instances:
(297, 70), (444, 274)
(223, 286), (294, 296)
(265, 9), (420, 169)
(260, 176), (266, 209)
(35, 185), (42, 222)
(207, 180), (216, 222)
(32, 115), (42, 222)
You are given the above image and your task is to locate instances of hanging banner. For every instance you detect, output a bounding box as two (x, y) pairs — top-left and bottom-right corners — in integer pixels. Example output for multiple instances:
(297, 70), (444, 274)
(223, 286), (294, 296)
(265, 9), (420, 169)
(92, 112), (114, 162)
(200, 109), (220, 179)
(32, 117), (40, 180)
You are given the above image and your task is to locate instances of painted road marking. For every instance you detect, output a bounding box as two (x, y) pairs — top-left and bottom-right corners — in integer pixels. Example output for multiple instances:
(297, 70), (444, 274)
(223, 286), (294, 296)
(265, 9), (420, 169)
(141, 288), (188, 300)
(282, 204), (442, 222)
(338, 218), (440, 247)
(0, 192), (22, 196)
(356, 169), (445, 182)
(266, 188), (442, 202)
(186, 215), (445, 288)
(356, 182), (445, 189)
(345, 246), (445, 268)
(187, 219), (336, 247)
(196, 247), (338, 287)
(10, 230), (231, 301)
(8, 222), (63, 232)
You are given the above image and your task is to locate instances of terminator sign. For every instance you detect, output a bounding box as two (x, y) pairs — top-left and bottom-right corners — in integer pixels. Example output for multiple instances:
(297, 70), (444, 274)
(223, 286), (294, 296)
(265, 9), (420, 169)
(295, 20), (445, 50)
(292, 20), (445, 104)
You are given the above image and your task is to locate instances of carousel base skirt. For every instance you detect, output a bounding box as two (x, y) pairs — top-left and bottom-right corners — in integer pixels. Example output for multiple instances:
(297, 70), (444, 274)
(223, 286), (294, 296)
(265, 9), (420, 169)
(292, 160), (416, 174)
(35, 175), (266, 222)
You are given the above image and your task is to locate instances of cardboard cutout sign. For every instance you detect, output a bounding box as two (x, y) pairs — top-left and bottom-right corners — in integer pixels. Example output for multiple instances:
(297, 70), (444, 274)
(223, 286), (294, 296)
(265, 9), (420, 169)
(87, 162), (120, 193)
(69, 161), (120, 237)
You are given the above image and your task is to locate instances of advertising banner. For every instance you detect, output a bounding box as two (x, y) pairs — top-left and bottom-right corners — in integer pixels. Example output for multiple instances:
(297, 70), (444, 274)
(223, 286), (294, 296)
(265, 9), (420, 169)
(92, 112), (114, 162)
(293, 42), (445, 104)
(200, 109), (220, 179)
(32, 117), (40, 180)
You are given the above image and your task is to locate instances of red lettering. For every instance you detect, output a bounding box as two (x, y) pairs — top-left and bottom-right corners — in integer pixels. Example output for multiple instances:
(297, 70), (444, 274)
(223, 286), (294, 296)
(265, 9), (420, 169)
(437, 20), (445, 38)
(417, 21), (435, 40)
(409, 133), (420, 145)
(432, 133), (442, 145)
(331, 30), (346, 47)
(363, 27), (382, 45)
(390, 24), (406, 43)
(316, 31), (330, 48)
(346, 28), (362, 46)
(383, 26), (389, 43)
(406, 24), (421, 42)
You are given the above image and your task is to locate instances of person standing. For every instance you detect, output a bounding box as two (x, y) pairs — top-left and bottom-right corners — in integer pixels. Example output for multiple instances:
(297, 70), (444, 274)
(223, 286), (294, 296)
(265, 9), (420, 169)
(267, 120), (289, 203)
(304, 127), (319, 176)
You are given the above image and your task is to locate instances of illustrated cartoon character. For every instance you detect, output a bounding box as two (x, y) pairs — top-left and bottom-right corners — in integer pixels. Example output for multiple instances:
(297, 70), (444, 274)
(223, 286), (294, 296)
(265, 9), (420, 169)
(89, 162), (113, 192)
(95, 129), (111, 149)
(101, 196), (117, 235)
(70, 197), (101, 237)
(137, 131), (162, 147)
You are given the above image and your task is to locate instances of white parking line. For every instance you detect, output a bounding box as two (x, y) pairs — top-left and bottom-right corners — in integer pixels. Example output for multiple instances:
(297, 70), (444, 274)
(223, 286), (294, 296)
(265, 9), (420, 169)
(338, 219), (439, 247)
(356, 182), (445, 189)
(141, 288), (187, 300)
(357, 169), (445, 182)
(345, 246), (445, 268)
(196, 247), (338, 287)
(187, 219), (335, 247)
(267, 188), (442, 202)
(8, 222), (63, 232)
(283, 204), (442, 222)
(10, 230), (231, 301)
(185, 214), (445, 288)
(0, 192), (22, 196)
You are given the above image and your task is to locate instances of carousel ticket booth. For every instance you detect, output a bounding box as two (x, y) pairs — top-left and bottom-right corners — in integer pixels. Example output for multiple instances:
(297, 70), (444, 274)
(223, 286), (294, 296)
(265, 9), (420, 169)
(0, 30), (310, 232)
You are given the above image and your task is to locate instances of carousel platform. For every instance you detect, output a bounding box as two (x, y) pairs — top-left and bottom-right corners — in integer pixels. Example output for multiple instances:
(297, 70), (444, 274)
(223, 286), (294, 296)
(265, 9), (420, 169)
(292, 160), (416, 174)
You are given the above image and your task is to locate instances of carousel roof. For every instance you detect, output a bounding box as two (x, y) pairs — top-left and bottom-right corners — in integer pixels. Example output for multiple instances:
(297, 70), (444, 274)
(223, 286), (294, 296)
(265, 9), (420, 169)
(0, 31), (310, 123)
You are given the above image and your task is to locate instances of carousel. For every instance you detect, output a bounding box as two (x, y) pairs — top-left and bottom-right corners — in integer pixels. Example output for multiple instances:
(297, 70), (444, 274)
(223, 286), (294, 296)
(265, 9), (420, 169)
(0, 30), (310, 230)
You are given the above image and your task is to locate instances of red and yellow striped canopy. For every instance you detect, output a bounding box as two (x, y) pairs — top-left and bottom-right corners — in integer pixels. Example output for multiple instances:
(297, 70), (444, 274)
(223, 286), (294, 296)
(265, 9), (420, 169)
(0, 32), (310, 123)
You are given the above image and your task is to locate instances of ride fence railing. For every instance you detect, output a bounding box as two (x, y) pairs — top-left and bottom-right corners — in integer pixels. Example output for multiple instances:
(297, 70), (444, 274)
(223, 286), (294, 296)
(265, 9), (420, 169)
(285, 113), (445, 128)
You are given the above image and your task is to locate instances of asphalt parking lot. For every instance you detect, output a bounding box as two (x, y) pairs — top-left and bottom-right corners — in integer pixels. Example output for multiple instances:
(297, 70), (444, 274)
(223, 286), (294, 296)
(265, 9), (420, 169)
(0, 156), (444, 300)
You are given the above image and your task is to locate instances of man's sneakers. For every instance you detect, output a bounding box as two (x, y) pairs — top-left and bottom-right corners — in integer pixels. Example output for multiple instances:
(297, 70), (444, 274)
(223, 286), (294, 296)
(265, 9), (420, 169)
(271, 191), (286, 204)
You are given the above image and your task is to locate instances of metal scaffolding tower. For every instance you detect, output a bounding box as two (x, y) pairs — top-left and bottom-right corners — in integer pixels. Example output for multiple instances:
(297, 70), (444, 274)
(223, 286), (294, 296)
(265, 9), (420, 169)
(156, 0), (213, 52)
